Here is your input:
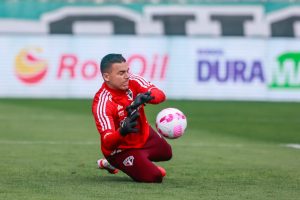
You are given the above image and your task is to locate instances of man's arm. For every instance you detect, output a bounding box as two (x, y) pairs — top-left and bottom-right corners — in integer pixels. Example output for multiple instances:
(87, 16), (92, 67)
(100, 111), (139, 151)
(147, 87), (166, 104)
(101, 130), (123, 151)
(93, 91), (138, 152)
(129, 73), (166, 105)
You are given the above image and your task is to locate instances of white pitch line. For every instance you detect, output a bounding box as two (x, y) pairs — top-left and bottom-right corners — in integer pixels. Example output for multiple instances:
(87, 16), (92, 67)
(3, 140), (295, 150)
(174, 143), (244, 148)
(0, 140), (244, 147)
(0, 140), (98, 145)
(284, 144), (300, 149)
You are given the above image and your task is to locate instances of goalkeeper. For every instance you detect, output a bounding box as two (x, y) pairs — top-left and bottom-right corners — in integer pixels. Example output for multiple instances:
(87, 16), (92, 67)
(92, 54), (172, 183)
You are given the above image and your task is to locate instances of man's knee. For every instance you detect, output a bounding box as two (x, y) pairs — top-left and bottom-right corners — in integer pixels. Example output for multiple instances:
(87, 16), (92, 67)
(134, 170), (163, 183)
(164, 143), (173, 161)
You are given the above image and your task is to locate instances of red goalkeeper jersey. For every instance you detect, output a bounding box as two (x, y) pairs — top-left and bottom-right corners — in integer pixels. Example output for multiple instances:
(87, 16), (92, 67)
(92, 74), (166, 157)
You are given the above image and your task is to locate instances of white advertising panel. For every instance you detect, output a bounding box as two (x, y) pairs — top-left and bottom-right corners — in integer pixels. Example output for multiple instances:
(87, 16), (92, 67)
(0, 36), (299, 101)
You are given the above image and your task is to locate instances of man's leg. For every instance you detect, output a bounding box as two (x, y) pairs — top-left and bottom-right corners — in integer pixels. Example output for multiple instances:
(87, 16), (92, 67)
(96, 158), (118, 174)
(107, 149), (163, 183)
(143, 126), (172, 162)
(105, 127), (172, 183)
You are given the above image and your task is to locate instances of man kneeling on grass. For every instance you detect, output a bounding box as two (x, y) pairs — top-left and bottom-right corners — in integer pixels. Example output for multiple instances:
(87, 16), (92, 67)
(92, 54), (172, 183)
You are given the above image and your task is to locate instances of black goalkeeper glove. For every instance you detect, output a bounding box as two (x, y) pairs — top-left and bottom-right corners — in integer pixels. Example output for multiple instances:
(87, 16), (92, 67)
(126, 91), (154, 115)
(119, 110), (140, 136)
(135, 91), (154, 105)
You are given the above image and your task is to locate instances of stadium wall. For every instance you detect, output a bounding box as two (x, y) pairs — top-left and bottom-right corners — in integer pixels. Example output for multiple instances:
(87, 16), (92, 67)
(1, 3), (300, 37)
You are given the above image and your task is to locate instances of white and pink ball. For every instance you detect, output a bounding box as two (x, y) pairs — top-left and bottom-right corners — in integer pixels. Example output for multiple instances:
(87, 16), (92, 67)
(155, 108), (187, 139)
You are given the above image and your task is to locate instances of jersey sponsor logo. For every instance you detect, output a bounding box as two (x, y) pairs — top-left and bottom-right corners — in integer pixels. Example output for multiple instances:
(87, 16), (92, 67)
(15, 47), (48, 84)
(117, 104), (125, 117)
(117, 105), (123, 111)
(123, 155), (134, 166)
(118, 110), (125, 117)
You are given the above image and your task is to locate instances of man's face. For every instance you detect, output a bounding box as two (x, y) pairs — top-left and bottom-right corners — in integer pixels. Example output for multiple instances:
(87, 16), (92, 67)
(103, 62), (129, 91)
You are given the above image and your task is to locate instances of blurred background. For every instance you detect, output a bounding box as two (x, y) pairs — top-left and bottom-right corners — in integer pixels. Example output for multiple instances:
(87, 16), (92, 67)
(1, 0), (300, 101)
(1, 1), (300, 200)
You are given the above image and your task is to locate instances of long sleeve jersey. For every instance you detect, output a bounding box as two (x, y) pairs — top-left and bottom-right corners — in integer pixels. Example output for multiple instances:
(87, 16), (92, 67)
(92, 74), (166, 157)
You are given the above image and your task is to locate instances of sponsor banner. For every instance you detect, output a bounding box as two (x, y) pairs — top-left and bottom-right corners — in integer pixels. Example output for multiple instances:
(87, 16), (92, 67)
(0, 36), (169, 98)
(183, 38), (267, 100)
(0, 36), (299, 101)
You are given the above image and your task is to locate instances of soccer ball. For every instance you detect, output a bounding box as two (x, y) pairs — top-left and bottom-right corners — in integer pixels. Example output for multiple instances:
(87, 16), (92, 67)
(155, 108), (187, 139)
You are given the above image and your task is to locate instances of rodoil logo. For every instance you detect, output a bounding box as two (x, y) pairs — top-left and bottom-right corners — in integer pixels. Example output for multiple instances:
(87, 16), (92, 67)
(14, 47), (168, 85)
(15, 47), (48, 84)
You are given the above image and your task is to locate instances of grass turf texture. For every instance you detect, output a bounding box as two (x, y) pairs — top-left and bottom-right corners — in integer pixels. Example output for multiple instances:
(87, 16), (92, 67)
(0, 99), (299, 200)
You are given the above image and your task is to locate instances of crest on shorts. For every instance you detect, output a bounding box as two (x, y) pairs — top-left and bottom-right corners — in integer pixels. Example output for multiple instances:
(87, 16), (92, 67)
(123, 155), (134, 166)
(126, 89), (133, 100)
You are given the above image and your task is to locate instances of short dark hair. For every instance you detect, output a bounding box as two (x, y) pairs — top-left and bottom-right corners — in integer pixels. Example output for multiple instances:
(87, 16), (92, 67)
(100, 53), (126, 73)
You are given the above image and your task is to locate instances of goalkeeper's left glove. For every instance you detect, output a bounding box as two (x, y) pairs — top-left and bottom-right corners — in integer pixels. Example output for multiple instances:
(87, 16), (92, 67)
(126, 91), (154, 115)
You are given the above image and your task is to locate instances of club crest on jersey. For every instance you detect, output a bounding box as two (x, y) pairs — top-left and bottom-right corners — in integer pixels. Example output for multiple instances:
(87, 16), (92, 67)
(123, 155), (134, 166)
(126, 89), (133, 100)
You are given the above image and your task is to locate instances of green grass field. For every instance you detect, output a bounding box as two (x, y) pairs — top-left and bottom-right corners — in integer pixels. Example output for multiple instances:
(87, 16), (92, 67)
(0, 99), (299, 200)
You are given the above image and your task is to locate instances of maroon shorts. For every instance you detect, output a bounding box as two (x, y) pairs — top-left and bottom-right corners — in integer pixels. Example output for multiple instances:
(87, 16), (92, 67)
(106, 126), (172, 183)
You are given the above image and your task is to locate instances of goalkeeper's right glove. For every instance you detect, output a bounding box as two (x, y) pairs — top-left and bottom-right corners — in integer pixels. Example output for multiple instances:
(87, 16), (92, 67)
(119, 110), (139, 136)
(133, 91), (154, 106)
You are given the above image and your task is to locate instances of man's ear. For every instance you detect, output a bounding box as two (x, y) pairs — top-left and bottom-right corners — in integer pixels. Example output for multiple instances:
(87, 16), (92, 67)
(102, 73), (110, 82)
